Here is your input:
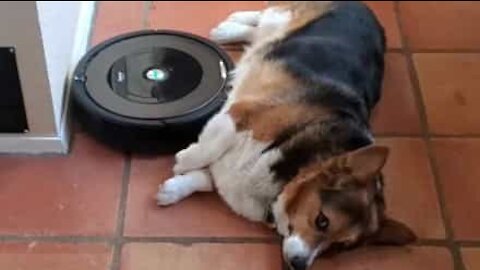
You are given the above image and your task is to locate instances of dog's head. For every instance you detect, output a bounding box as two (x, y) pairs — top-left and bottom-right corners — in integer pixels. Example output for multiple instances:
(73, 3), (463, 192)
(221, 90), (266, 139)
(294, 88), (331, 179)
(271, 145), (416, 270)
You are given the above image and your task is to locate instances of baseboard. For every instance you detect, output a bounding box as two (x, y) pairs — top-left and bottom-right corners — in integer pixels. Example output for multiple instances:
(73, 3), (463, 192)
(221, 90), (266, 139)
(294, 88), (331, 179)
(0, 135), (65, 154)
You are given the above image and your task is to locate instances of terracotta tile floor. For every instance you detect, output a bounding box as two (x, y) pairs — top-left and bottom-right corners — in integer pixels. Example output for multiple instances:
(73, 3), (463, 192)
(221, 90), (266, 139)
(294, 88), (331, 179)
(2, 1), (480, 270)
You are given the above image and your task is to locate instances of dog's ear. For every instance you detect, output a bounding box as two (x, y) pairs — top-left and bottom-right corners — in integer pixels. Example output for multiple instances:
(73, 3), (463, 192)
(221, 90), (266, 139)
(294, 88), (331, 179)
(345, 145), (389, 183)
(367, 218), (417, 246)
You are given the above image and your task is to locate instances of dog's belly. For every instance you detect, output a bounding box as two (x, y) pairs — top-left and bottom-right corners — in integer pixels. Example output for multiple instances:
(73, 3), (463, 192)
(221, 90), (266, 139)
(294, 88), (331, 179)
(209, 131), (282, 222)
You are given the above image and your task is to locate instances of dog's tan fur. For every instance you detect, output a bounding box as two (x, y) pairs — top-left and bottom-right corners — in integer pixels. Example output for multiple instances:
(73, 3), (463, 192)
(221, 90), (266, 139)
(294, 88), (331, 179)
(227, 2), (334, 142)
(158, 2), (416, 269)
(280, 146), (389, 249)
(286, 1), (334, 33)
(226, 1), (415, 265)
(229, 101), (330, 141)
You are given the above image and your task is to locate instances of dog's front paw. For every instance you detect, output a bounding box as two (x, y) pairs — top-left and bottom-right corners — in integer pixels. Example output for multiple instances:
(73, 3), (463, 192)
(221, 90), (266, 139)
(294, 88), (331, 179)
(156, 176), (188, 206)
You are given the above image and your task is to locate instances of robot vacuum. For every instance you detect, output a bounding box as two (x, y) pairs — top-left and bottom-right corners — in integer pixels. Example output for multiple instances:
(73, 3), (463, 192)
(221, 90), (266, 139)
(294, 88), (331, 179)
(71, 30), (234, 153)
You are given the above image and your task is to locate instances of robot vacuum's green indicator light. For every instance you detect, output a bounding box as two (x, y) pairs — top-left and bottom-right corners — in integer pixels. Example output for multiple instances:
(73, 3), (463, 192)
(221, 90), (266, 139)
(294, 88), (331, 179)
(145, 68), (168, 82)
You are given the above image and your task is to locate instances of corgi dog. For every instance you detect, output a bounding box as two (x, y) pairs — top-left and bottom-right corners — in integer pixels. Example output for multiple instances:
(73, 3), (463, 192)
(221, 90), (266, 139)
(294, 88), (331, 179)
(157, 2), (416, 269)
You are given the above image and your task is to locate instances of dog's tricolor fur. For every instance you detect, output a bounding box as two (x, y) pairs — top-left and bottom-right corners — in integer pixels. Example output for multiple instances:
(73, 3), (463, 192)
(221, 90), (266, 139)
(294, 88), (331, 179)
(157, 2), (416, 269)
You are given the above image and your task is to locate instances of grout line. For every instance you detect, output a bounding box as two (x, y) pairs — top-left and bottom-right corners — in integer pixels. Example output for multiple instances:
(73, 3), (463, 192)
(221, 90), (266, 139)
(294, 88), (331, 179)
(0, 234), (452, 246)
(0, 235), (112, 244)
(411, 49), (480, 54)
(394, 2), (466, 270)
(376, 134), (480, 139)
(86, 1), (100, 49)
(412, 239), (450, 247)
(456, 240), (480, 247)
(373, 133), (480, 140)
(142, 1), (153, 29)
(109, 155), (132, 270)
(425, 134), (480, 139)
(387, 48), (404, 53)
(374, 134), (423, 139)
(122, 236), (281, 245)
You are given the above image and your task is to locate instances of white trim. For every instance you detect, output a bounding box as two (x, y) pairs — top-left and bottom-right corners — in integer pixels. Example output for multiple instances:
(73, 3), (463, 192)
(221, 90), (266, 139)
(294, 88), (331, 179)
(0, 136), (65, 154)
(57, 1), (96, 153)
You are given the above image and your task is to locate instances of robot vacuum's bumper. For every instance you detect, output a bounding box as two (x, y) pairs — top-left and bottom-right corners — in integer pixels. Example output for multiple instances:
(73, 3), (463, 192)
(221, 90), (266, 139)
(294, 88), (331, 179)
(72, 30), (234, 153)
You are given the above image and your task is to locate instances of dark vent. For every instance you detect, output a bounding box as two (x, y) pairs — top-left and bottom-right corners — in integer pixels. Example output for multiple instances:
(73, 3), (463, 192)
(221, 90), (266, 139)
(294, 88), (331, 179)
(0, 47), (29, 133)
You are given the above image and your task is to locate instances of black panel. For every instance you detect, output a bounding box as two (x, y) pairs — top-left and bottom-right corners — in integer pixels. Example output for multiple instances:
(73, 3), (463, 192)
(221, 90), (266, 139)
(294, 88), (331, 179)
(0, 47), (28, 133)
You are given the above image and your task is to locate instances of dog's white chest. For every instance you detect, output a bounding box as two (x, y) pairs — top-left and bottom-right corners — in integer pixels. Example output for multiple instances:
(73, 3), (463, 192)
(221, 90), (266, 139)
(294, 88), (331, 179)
(209, 131), (282, 221)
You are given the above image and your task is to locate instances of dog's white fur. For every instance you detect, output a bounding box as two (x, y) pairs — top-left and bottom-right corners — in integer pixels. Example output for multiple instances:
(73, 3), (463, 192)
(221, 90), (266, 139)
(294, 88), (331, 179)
(158, 8), (292, 221)
(210, 8), (292, 44)
(157, 7), (312, 264)
(283, 234), (311, 260)
(155, 4), (406, 269)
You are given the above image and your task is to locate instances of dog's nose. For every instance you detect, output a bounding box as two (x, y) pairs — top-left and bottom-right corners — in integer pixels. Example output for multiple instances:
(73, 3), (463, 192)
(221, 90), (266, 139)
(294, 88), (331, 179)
(289, 256), (307, 270)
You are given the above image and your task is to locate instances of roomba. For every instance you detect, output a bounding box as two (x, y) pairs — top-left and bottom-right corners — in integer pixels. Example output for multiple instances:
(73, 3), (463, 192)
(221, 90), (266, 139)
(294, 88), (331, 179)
(71, 30), (234, 153)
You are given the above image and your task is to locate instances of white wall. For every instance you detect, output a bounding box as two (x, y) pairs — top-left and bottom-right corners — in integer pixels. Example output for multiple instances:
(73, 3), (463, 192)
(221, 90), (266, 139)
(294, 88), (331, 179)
(0, 1), (95, 153)
(36, 1), (95, 132)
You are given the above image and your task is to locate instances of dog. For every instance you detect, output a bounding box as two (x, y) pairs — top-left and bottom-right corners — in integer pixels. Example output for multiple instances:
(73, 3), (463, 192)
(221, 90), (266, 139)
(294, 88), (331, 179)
(157, 2), (416, 269)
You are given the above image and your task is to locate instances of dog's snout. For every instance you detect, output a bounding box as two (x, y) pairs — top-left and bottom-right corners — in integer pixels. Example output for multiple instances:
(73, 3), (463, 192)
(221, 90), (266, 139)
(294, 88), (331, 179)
(289, 256), (307, 270)
(283, 235), (311, 270)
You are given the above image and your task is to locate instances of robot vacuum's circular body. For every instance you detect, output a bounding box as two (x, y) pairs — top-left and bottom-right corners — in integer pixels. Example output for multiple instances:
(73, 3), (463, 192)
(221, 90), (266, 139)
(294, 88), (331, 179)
(72, 30), (234, 153)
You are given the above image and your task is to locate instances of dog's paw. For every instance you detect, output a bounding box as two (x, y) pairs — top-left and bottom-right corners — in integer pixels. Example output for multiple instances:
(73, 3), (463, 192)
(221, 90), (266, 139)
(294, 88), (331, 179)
(227, 11), (261, 26)
(156, 176), (188, 206)
(173, 148), (196, 174)
(210, 21), (253, 44)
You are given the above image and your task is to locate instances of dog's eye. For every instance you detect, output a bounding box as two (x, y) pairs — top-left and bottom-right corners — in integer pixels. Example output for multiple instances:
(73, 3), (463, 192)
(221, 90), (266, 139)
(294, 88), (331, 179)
(315, 212), (329, 231)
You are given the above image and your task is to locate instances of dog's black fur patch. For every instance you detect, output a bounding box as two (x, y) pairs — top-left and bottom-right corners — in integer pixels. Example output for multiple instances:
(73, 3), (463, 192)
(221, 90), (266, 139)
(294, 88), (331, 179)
(264, 1), (386, 182)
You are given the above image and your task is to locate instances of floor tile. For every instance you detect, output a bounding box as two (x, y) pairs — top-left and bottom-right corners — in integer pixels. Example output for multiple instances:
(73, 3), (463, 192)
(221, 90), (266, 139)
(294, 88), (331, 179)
(377, 138), (445, 239)
(0, 134), (124, 236)
(312, 246), (453, 270)
(462, 248), (480, 270)
(149, 1), (401, 48)
(371, 53), (422, 135)
(0, 243), (111, 270)
(399, 2), (480, 50)
(91, 1), (144, 46)
(149, 1), (265, 37)
(124, 156), (273, 237)
(414, 53), (480, 135)
(227, 50), (243, 63)
(432, 139), (480, 240)
(121, 242), (282, 270)
(364, 1), (402, 49)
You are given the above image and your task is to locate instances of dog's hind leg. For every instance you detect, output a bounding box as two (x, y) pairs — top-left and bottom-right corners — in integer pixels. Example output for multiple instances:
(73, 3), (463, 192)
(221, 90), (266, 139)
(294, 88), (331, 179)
(210, 20), (256, 44)
(227, 11), (262, 26)
(173, 113), (236, 175)
(210, 10), (263, 44)
(157, 169), (213, 206)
